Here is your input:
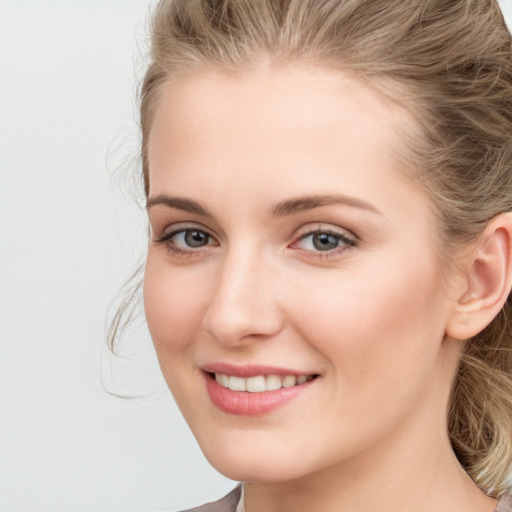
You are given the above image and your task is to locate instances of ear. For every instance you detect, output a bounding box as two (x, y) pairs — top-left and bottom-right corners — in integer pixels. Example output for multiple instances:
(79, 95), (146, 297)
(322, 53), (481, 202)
(446, 212), (512, 340)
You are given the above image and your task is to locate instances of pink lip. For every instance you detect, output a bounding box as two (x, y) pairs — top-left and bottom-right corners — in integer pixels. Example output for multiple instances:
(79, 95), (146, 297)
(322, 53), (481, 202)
(201, 363), (318, 416)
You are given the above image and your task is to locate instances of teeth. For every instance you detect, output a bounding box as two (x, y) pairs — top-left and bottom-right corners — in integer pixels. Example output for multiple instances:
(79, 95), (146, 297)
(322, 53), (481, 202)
(214, 373), (313, 392)
(215, 373), (229, 387)
(266, 374), (282, 391)
(228, 376), (246, 391)
(246, 375), (266, 392)
(282, 375), (296, 388)
(297, 375), (308, 385)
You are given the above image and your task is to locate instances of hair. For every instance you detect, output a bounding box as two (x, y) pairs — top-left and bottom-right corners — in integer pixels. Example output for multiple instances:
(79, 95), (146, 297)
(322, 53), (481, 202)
(111, 0), (512, 497)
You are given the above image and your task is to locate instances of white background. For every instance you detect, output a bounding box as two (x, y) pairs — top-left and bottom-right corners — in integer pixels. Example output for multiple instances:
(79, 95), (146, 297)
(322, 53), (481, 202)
(0, 2), (233, 511)
(1, 1), (511, 511)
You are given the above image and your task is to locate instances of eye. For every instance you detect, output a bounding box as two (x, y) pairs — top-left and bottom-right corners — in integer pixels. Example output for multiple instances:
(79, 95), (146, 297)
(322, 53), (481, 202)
(291, 228), (356, 255)
(173, 229), (211, 248)
(154, 226), (217, 255)
(306, 232), (342, 251)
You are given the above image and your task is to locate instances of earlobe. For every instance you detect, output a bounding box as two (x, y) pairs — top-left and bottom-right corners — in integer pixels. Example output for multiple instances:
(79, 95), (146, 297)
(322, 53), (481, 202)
(446, 213), (512, 340)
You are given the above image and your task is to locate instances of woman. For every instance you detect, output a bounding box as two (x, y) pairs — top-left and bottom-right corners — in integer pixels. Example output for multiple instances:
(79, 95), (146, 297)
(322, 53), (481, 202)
(112, 0), (512, 510)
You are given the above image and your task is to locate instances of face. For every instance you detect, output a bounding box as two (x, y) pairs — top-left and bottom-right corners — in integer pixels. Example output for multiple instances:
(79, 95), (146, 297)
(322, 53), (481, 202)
(144, 64), (461, 483)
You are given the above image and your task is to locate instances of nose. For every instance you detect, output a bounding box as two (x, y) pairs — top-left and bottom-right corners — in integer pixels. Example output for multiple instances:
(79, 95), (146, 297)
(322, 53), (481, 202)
(202, 247), (284, 346)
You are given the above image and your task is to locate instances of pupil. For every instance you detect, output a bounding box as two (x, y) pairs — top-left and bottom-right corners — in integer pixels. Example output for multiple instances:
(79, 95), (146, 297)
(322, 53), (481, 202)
(313, 233), (338, 251)
(185, 230), (208, 247)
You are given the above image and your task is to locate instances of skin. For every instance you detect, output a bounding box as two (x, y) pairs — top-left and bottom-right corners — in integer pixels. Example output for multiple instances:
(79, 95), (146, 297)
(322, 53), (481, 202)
(144, 64), (499, 512)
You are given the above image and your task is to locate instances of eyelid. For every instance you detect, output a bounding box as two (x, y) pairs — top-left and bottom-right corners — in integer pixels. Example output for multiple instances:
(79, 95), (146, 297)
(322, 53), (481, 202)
(289, 224), (358, 257)
(152, 221), (357, 260)
(293, 223), (357, 242)
(153, 221), (216, 242)
(152, 223), (220, 260)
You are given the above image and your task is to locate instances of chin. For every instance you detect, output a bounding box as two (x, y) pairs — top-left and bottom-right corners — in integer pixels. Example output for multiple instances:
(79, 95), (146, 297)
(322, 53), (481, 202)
(193, 429), (320, 483)
(204, 451), (308, 483)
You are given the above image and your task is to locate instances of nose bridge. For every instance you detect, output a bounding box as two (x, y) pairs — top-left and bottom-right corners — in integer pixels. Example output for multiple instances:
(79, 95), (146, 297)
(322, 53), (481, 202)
(202, 242), (282, 344)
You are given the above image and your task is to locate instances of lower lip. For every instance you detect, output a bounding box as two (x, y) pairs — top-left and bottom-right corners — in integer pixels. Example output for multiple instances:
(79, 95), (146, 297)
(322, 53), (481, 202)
(204, 373), (314, 416)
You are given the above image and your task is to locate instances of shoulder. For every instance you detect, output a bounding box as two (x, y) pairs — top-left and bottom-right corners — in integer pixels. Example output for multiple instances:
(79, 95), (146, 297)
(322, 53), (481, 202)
(496, 493), (512, 512)
(178, 485), (242, 512)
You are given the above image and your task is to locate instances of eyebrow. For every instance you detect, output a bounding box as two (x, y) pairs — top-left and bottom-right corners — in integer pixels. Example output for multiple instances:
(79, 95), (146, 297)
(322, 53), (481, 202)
(146, 195), (213, 217)
(146, 193), (382, 218)
(271, 194), (382, 217)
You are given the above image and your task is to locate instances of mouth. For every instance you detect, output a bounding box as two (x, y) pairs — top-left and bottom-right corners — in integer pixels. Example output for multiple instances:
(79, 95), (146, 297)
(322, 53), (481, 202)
(201, 364), (319, 415)
(208, 372), (317, 392)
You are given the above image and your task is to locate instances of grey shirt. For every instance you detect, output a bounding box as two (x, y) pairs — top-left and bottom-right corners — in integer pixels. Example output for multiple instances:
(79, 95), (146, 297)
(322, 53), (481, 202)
(181, 485), (512, 512)
(180, 486), (241, 512)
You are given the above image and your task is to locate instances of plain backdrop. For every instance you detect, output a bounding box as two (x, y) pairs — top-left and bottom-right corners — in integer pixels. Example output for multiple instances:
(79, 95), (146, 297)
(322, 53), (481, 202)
(0, 2), (234, 511)
(1, 1), (512, 511)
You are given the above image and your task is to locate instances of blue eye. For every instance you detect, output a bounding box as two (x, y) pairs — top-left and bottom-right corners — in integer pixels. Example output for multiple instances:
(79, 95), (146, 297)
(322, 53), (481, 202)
(296, 230), (355, 252)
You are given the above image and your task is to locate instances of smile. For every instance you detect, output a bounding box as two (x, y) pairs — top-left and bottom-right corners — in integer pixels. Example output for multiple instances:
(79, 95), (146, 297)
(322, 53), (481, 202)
(202, 366), (319, 415)
(213, 373), (315, 392)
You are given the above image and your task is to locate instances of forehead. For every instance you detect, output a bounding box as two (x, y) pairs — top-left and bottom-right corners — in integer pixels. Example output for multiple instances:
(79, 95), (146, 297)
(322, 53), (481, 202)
(147, 64), (420, 214)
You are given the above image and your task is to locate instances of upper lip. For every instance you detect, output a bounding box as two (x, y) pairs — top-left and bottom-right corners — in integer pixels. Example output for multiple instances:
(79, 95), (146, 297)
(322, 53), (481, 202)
(201, 362), (316, 378)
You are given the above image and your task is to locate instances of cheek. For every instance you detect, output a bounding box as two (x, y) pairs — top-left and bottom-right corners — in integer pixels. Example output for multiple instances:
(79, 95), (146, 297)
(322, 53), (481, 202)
(288, 253), (449, 389)
(143, 255), (214, 425)
(143, 254), (210, 353)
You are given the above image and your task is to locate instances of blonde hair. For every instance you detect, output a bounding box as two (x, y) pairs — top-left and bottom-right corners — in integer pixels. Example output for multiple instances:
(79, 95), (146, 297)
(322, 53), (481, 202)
(125, 0), (512, 496)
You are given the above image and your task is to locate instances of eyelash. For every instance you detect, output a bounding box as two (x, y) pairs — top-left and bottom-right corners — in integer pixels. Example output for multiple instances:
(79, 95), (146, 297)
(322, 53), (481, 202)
(291, 229), (356, 259)
(154, 226), (216, 257)
(153, 225), (357, 259)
